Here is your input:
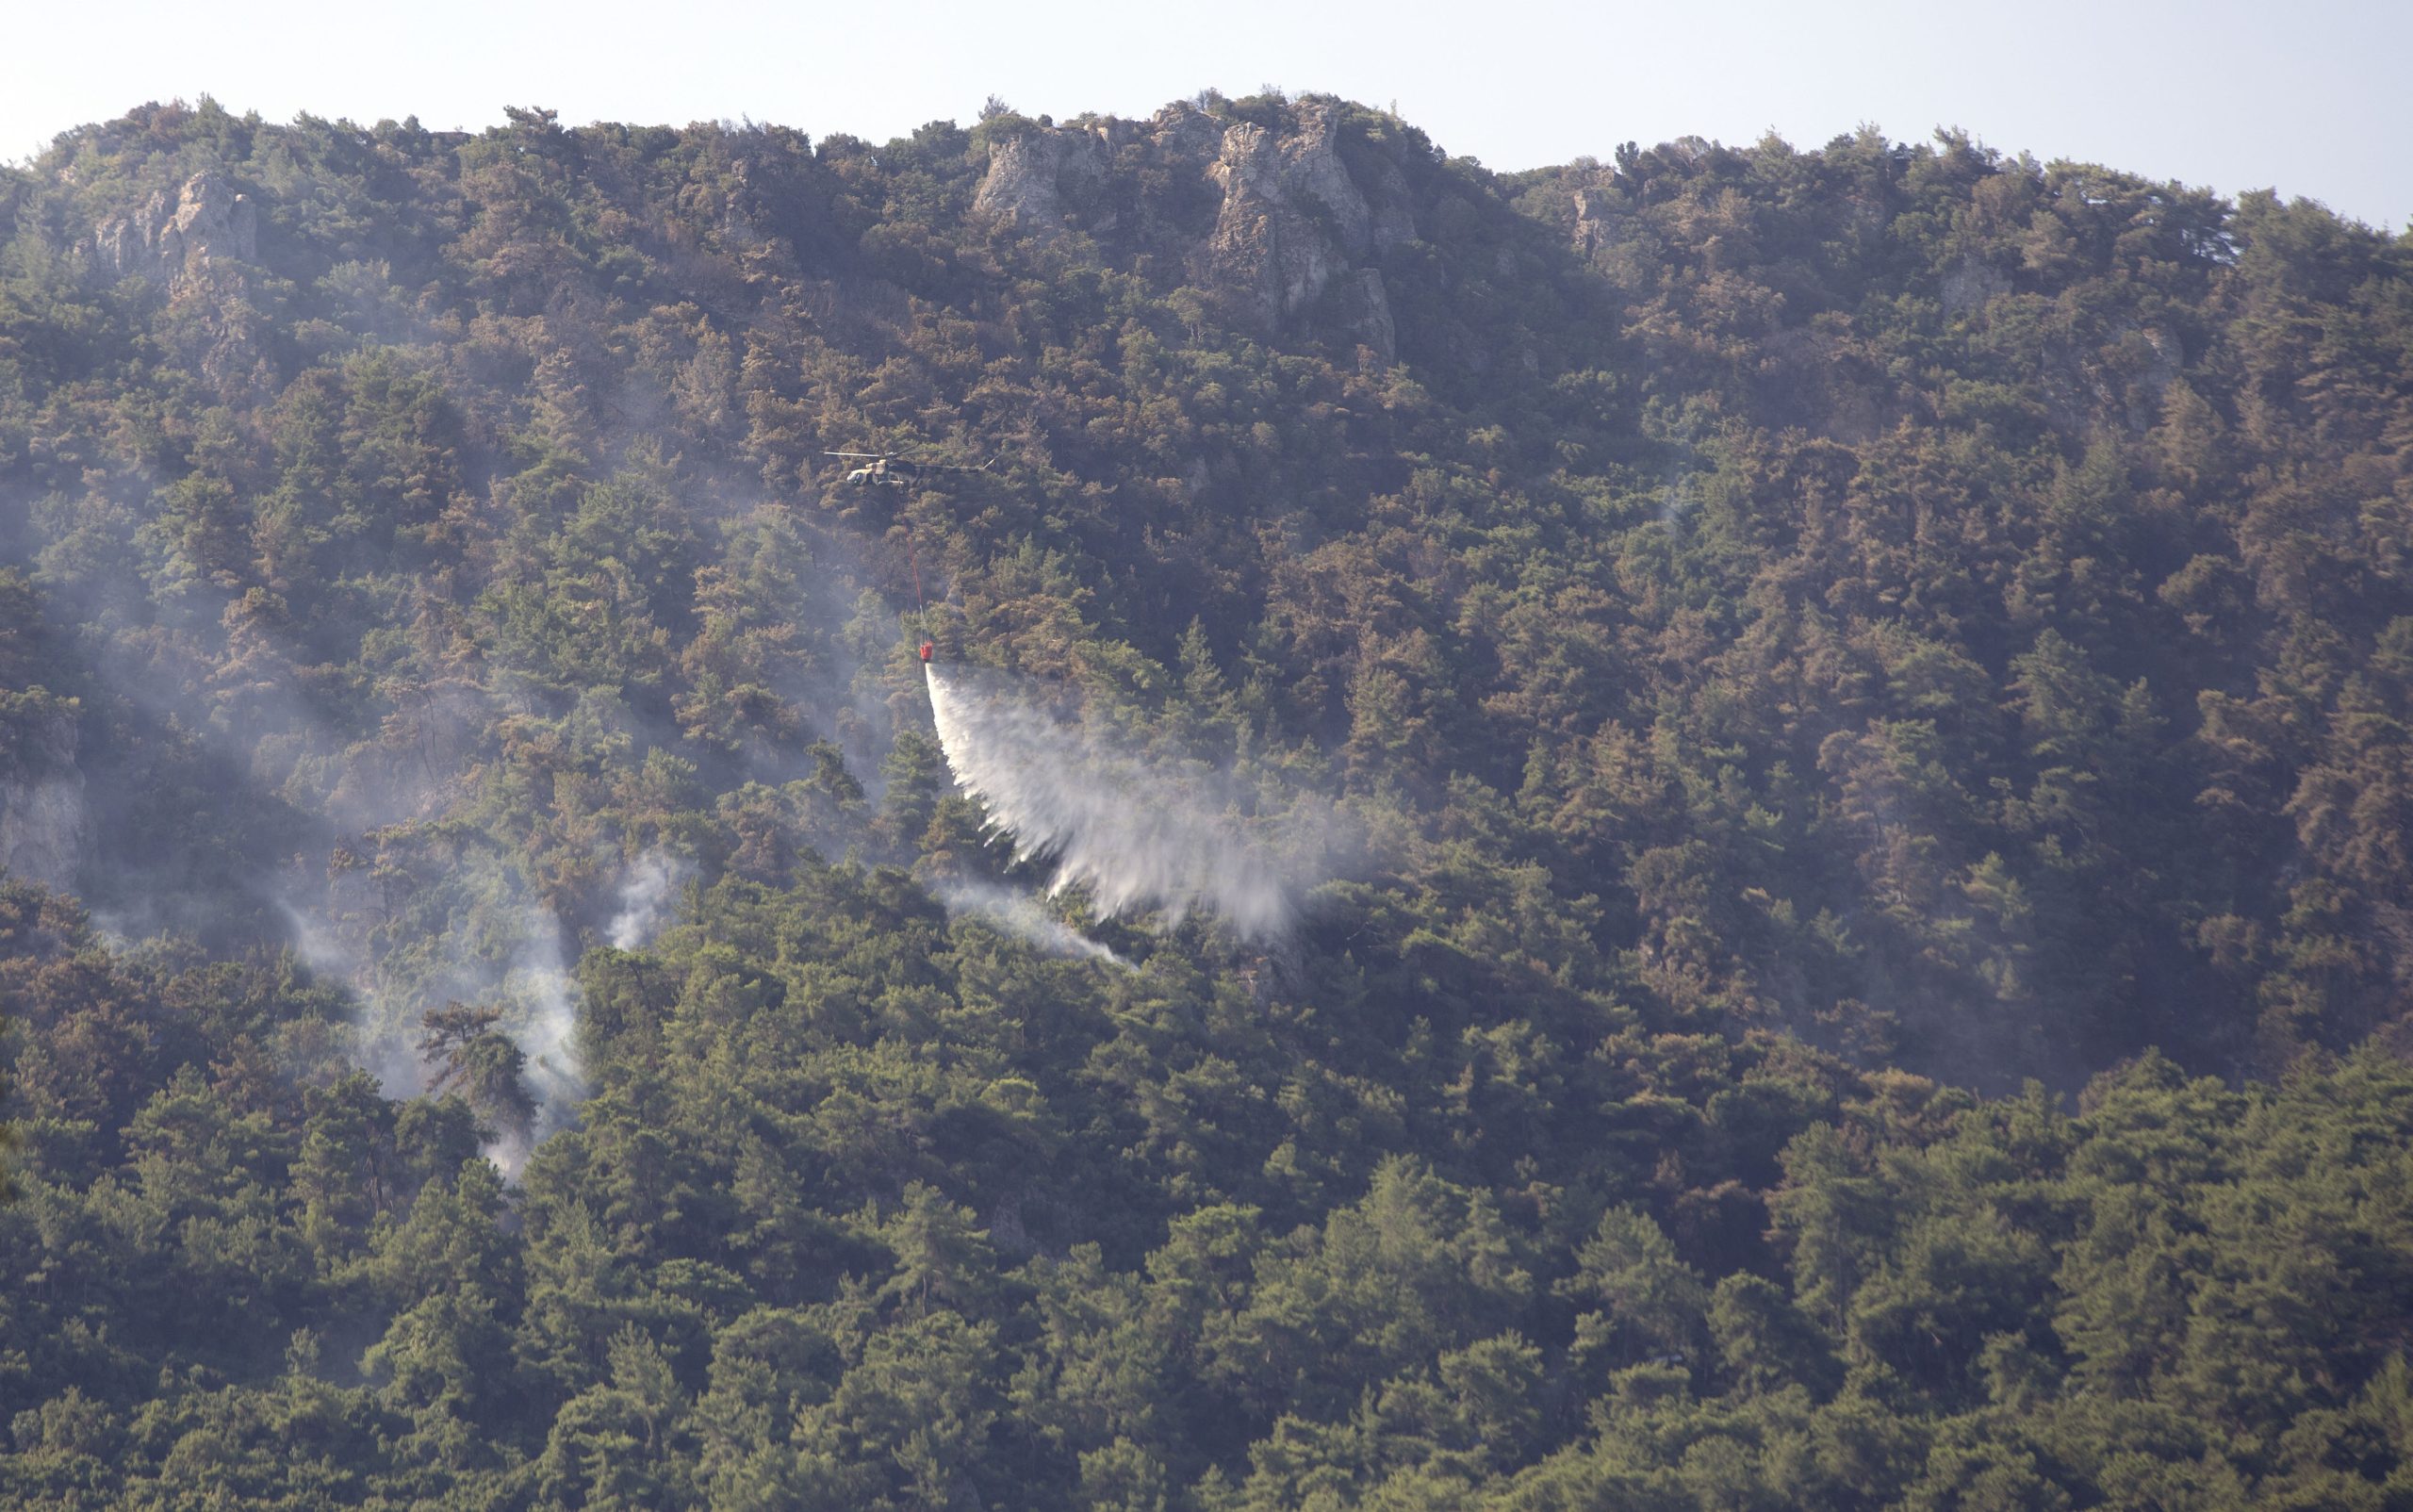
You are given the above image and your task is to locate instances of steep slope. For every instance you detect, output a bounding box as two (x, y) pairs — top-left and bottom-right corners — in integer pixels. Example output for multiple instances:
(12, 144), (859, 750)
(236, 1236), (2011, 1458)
(0, 92), (2410, 1507)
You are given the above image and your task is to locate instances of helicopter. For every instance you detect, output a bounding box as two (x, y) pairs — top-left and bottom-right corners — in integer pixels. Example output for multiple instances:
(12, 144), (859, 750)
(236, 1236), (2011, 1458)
(822, 447), (998, 666)
(825, 450), (996, 486)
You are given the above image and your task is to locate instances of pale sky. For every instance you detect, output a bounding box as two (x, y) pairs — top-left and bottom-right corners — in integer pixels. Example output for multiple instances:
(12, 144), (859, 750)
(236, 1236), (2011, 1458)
(5, 0), (2405, 229)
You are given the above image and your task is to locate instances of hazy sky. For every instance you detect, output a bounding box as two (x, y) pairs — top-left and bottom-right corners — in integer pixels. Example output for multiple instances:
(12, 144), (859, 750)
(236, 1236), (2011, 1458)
(7, 0), (2405, 229)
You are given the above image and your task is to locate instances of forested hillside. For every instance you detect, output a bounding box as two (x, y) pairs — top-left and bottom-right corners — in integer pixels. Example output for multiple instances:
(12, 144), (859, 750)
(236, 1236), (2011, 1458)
(0, 90), (2409, 1507)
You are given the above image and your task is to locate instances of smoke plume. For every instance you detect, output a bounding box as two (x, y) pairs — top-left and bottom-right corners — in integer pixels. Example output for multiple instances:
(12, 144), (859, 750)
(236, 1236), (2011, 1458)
(608, 848), (688, 950)
(936, 879), (1128, 965)
(923, 663), (1321, 940)
(497, 906), (587, 1176)
(280, 887), (587, 1179)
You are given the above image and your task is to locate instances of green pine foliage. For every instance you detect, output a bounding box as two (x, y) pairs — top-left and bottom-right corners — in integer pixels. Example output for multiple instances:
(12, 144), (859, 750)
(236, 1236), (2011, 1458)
(0, 91), (2409, 1506)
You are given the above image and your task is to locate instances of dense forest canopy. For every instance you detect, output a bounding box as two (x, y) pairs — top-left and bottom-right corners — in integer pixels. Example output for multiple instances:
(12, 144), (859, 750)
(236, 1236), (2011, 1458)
(0, 90), (2410, 1507)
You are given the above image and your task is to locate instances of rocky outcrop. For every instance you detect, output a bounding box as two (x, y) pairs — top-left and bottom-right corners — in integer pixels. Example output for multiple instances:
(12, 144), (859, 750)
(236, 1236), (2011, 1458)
(1147, 101), (1225, 166)
(1941, 252), (2012, 317)
(0, 777), (87, 893)
(93, 171), (258, 288)
(973, 126), (1112, 238)
(93, 171), (271, 395)
(0, 693), (87, 894)
(974, 101), (1414, 363)
(2105, 322), (2185, 432)
(1199, 103), (1411, 359)
(1204, 123), (1325, 325)
(1572, 187), (1613, 257)
(1329, 268), (1396, 364)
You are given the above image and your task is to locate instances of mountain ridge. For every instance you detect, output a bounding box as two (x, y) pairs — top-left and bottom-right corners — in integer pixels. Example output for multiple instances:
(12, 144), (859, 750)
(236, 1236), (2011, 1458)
(0, 90), (2409, 1507)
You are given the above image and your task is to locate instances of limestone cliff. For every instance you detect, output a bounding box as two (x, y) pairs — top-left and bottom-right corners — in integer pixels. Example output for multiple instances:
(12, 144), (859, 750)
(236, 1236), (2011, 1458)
(93, 170), (258, 289)
(972, 125), (1109, 237)
(0, 691), (87, 894)
(970, 99), (1417, 363)
(1204, 103), (1412, 333)
(92, 171), (270, 395)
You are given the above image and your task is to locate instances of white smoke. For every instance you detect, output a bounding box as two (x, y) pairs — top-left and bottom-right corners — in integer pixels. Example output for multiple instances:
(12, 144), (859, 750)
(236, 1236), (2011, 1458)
(275, 896), (421, 1094)
(276, 898), (353, 979)
(488, 906), (587, 1179)
(923, 663), (1321, 940)
(936, 879), (1127, 966)
(280, 888), (588, 1179)
(607, 848), (687, 949)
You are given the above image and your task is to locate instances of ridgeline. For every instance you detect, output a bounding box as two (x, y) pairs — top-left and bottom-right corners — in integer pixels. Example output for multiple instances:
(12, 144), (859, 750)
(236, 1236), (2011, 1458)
(1, 92), (2411, 1507)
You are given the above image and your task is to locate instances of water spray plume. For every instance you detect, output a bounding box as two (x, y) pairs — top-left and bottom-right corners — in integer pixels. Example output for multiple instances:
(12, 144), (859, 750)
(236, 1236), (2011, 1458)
(923, 662), (1310, 939)
(938, 879), (1127, 965)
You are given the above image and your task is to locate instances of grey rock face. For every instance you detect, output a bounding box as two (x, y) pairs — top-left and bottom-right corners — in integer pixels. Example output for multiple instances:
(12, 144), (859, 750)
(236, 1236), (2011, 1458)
(0, 777), (88, 893)
(1941, 253), (2012, 316)
(93, 171), (258, 287)
(0, 703), (86, 893)
(1147, 101), (1225, 167)
(1331, 268), (1397, 365)
(1201, 103), (1407, 352)
(1572, 187), (1614, 256)
(1204, 123), (1313, 324)
(975, 100), (1411, 361)
(973, 128), (1108, 238)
